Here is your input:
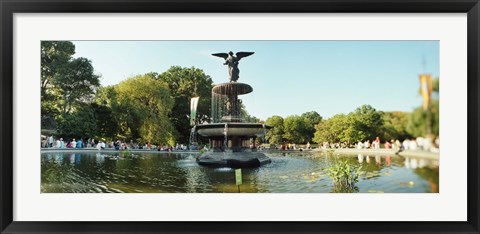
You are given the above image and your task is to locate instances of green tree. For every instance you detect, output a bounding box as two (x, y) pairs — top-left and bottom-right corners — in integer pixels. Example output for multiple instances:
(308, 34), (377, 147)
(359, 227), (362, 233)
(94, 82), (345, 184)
(54, 57), (100, 114)
(94, 86), (121, 140)
(90, 103), (118, 140)
(95, 86), (117, 107)
(432, 77), (439, 93)
(114, 74), (175, 145)
(156, 66), (214, 143)
(381, 111), (411, 141)
(301, 111), (323, 143)
(407, 99), (439, 137)
(41, 41), (76, 128)
(283, 115), (311, 143)
(351, 105), (384, 141)
(265, 115), (285, 144)
(314, 114), (351, 143)
(57, 104), (98, 139)
(301, 111), (323, 125)
(313, 105), (384, 144)
(41, 41), (100, 129)
(242, 108), (261, 123)
(41, 41), (75, 99)
(341, 114), (365, 143)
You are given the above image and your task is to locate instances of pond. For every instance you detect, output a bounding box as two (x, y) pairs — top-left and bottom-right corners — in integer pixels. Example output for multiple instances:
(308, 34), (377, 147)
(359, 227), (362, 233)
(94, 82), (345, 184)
(41, 151), (439, 193)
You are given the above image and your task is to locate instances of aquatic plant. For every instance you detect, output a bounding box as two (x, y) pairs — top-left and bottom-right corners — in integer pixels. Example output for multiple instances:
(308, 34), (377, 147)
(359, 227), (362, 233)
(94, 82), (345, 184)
(122, 149), (132, 157)
(325, 160), (362, 193)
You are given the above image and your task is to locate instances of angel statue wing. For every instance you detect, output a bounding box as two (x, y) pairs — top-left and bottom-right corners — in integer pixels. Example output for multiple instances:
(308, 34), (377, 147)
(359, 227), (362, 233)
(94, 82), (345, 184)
(236, 52), (254, 60)
(211, 53), (229, 59)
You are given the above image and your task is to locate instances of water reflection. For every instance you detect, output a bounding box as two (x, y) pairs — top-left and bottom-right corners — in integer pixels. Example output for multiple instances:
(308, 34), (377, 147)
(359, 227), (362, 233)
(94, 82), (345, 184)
(41, 152), (439, 193)
(357, 154), (364, 163)
(375, 155), (381, 165)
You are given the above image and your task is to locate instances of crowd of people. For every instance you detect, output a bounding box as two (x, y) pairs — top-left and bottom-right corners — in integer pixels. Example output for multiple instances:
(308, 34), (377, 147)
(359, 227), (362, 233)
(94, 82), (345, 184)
(41, 135), (191, 151)
(42, 134), (439, 154)
(271, 135), (439, 153)
(318, 136), (440, 153)
(41, 135), (90, 149)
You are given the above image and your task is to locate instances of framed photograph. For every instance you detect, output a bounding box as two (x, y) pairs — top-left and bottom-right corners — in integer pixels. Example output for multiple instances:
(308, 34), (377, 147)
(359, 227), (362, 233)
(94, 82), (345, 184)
(1, 0), (478, 233)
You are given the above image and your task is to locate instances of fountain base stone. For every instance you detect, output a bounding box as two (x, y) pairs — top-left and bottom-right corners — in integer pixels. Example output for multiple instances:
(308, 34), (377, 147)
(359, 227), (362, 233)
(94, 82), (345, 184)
(197, 151), (271, 168)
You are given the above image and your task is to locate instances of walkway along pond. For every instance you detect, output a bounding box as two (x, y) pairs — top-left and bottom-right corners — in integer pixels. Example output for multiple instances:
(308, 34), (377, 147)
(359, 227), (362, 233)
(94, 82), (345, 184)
(41, 149), (439, 193)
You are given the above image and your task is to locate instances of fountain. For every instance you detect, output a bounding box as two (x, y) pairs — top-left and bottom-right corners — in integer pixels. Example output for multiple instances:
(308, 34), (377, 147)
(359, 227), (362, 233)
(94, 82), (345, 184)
(195, 51), (273, 168)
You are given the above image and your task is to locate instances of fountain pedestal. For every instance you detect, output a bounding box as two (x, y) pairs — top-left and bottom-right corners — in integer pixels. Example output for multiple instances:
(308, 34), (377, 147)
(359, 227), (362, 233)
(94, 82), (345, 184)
(195, 81), (272, 168)
(196, 122), (272, 168)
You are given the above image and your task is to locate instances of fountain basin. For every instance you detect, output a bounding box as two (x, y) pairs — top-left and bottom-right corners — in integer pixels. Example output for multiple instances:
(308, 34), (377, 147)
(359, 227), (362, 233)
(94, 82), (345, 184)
(212, 82), (253, 95)
(197, 151), (271, 168)
(196, 123), (272, 137)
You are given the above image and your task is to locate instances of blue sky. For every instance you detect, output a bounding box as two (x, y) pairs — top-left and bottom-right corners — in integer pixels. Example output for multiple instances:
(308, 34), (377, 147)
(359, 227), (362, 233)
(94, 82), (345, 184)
(72, 41), (439, 120)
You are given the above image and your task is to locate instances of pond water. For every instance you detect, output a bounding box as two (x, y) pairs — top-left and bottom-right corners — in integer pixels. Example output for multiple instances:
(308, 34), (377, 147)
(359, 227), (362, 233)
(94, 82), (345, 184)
(41, 151), (439, 193)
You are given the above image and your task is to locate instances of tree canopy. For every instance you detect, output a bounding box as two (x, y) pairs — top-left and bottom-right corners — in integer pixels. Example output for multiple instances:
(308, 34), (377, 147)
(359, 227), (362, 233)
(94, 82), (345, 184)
(112, 74), (175, 144)
(155, 66), (214, 143)
(283, 115), (312, 143)
(263, 111), (323, 145)
(41, 41), (100, 129)
(301, 111), (322, 143)
(314, 114), (351, 144)
(313, 105), (383, 144)
(57, 103), (97, 139)
(381, 111), (411, 141)
(407, 100), (439, 137)
(265, 115), (285, 144)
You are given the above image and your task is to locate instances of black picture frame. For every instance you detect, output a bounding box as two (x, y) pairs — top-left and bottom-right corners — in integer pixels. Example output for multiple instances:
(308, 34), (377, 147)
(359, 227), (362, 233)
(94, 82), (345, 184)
(1, 0), (479, 233)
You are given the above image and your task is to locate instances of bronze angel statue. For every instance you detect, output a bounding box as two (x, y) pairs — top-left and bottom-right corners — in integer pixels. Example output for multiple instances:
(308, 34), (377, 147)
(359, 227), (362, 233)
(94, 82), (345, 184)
(212, 51), (254, 82)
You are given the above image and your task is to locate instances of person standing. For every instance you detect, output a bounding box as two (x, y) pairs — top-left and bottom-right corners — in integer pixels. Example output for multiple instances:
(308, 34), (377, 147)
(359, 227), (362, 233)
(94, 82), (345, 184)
(42, 137), (48, 148)
(59, 138), (65, 148)
(76, 139), (83, 148)
(48, 135), (54, 148)
(364, 140), (371, 149)
(385, 140), (391, 149)
(374, 137), (381, 149)
(357, 141), (364, 149)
